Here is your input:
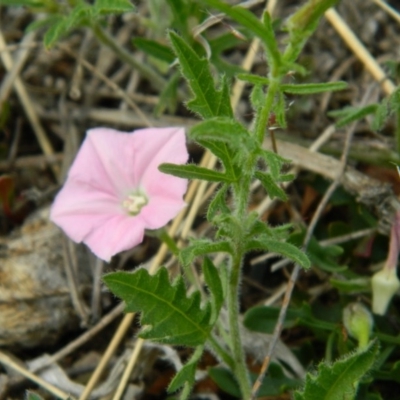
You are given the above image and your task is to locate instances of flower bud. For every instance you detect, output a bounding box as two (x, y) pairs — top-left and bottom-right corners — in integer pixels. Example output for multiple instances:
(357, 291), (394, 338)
(371, 268), (400, 315)
(343, 303), (373, 349)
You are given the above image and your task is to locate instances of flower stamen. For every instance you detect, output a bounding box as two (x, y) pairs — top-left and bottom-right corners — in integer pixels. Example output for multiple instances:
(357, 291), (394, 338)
(122, 192), (148, 215)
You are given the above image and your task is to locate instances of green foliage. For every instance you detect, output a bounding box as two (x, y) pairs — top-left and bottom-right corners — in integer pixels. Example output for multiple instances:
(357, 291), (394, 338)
(103, 268), (212, 346)
(245, 235), (311, 269)
(169, 31), (233, 119)
(159, 163), (234, 183)
(133, 38), (175, 64)
(202, 0), (281, 72)
(209, 363), (301, 397)
(281, 81), (348, 94)
(180, 239), (232, 268)
(293, 340), (379, 400)
(254, 171), (288, 200)
(168, 345), (204, 398)
(202, 258), (224, 323)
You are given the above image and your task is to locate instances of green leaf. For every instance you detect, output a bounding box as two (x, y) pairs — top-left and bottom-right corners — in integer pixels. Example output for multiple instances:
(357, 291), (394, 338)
(94, 0), (134, 14)
(202, 258), (224, 323)
(196, 139), (236, 179)
(64, 4), (92, 31)
(168, 345), (204, 395)
(190, 118), (253, 150)
(180, 239), (232, 267)
(43, 16), (68, 48)
(26, 392), (45, 400)
(133, 38), (175, 63)
(103, 268), (211, 346)
(372, 97), (390, 131)
(0, 0), (44, 5)
(203, 0), (281, 70)
(155, 72), (179, 116)
(328, 104), (378, 128)
(257, 149), (289, 179)
(245, 236), (310, 269)
(238, 73), (270, 86)
(159, 163), (233, 183)
(209, 363), (300, 397)
(207, 184), (230, 222)
(281, 81), (347, 94)
(275, 91), (287, 128)
(254, 171), (288, 201)
(294, 340), (379, 400)
(244, 306), (299, 334)
(169, 31), (233, 119)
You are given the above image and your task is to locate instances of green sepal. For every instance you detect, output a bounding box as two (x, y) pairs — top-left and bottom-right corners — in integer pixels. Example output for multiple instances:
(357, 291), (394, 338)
(103, 268), (211, 346)
(281, 81), (347, 94)
(254, 171), (288, 201)
(207, 184), (230, 222)
(169, 31), (233, 119)
(168, 345), (204, 396)
(202, 258), (224, 323)
(245, 236), (310, 269)
(180, 239), (232, 268)
(294, 340), (379, 400)
(133, 38), (175, 64)
(159, 163), (233, 183)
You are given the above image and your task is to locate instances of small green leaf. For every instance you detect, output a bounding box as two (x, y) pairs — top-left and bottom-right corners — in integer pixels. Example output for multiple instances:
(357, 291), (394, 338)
(26, 392), (45, 400)
(250, 85), (265, 110)
(281, 81), (347, 94)
(372, 97), (390, 131)
(328, 104), (378, 128)
(202, 258), (224, 323)
(103, 268), (211, 346)
(207, 184), (230, 222)
(43, 16), (68, 48)
(238, 73), (270, 86)
(159, 163), (233, 183)
(155, 72), (179, 116)
(257, 149), (289, 179)
(180, 239), (232, 267)
(64, 4), (92, 31)
(245, 236), (310, 269)
(254, 171), (288, 200)
(133, 38), (175, 63)
(168, 345), (204, 395)
(94, 0), (134, 14)
(294, 340), (379, 400)
(203, 0), (281, 70)
(275, 91), (287, 128)
(169, 31), (233, 119)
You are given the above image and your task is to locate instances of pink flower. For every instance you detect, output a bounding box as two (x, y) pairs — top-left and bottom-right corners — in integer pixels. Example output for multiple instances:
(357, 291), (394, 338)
(50, 127), (188, 261)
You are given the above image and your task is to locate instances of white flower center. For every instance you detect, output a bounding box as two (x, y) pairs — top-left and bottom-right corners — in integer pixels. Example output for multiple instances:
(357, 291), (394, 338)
(122, 192), (148, 215)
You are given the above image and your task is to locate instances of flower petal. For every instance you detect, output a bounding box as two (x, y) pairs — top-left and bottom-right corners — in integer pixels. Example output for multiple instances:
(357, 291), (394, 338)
(50, 180), (145, 261)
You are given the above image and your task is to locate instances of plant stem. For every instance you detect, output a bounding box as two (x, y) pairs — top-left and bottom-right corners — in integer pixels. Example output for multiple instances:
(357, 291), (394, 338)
(208, 335), (236, 371)
(255, 78), (279, 144)
(91, 23), (167, 90)
(227, 251), (252, 399)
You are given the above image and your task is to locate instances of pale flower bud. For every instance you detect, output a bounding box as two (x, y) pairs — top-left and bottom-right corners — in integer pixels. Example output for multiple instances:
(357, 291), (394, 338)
(343, 303), (373, 349)
(371, 268), (400, 315)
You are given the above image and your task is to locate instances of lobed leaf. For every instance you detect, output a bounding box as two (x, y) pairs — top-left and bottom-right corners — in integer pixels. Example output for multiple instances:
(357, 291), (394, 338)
(294, 340), (379, 400)
(103, 268), (211, 346)
(169, 31), (233, 119)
